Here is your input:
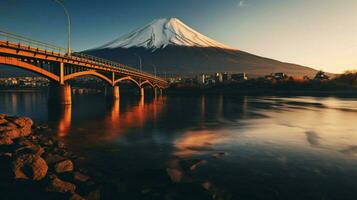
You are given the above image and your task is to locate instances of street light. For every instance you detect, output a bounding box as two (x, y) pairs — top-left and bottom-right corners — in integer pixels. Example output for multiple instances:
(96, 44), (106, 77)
(53, 0), (71, 56)
(134, 53), (142, 72)
(152, 64), (157, 77)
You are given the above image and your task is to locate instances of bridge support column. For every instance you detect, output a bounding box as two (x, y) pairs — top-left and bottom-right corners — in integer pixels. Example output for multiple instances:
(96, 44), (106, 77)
(105, 86), (120, 100)
(154, 87), (158, 97)
(159, 88), (163, 96)
(140, 87), (144, 97)
(48, 82), (72, 105)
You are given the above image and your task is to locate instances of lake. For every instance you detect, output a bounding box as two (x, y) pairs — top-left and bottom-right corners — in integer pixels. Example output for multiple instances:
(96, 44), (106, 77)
(1, 92), (357, 199)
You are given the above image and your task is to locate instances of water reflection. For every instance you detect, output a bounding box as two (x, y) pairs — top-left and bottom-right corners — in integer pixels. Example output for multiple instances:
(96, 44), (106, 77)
(48, 105), (72, 137)
(174, 129), (225, 158)
(99, 95), (166, 141)
(2, 93), (357, 199)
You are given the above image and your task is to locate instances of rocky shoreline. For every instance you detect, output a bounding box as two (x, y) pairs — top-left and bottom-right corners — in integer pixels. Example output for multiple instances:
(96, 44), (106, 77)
(0, 114), (100, 200)
(0, 114), (231, 200)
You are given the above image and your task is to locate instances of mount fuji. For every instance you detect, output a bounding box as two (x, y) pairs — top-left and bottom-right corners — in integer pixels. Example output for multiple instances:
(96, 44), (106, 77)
(84, 18), (317, 77)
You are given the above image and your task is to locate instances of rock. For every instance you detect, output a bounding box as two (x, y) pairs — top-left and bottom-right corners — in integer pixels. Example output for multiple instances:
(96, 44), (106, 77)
(56, 141), (66, 149)
(43, 138), (54, 146)
(46, 176), (76, 193)
(0, 118), (7, 125)
(0, 122), (16, 132)
(190, 160), (207, 171)
(54, 159), (74, 173)
(0, 152), (12, 157)
(11, 116), (33, 128)
(166, 168), (183, 183)
(15, 145), (44, 157)
(12, 154), (48, 180)
(15, 140), (44, 156)
(0, 137), (13, 145)
(43, 153), (66, 165)
(86, 189), (101, 200)
(0, 116), (33, 139)
(202, 181), (213, 191)
(212, 152), (227, 158)
(70, 193), (85, 200)
(180, 159), (207, 171)
(73, 172), (90, 182)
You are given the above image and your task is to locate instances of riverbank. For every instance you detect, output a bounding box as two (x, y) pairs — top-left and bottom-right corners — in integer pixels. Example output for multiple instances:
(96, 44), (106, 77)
(0, 114), (229, 200)
(0, 114), (100, 200)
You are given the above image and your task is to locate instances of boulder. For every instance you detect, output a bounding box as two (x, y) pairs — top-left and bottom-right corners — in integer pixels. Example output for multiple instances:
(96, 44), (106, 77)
(12, 154), (48, 180)
(43, 153), (66, 165)
(12, 116), (33, 129)
(166, 168), (183, 183)
(73, 172), (90, 182)
(70, 193), (85, 200)
(54, 159), (74, 173)
(15, 139), (44, 156)
(46, 176), (76, 193)
(0, 137), (13, 145)
(0, 116), (33, 139)
(56, 141), (66, 149)
(15, 145), (44, 157)
(212, 152), (227, 158)
(86, 189), (101, 200)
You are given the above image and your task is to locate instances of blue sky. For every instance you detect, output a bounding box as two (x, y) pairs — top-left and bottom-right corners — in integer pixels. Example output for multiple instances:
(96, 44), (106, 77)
(0, 0), (356, 73)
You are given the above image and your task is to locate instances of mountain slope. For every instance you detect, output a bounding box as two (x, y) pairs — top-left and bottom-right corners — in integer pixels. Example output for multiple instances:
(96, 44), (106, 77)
(94, 18), (230, 50)
(84, 18), (318, 77)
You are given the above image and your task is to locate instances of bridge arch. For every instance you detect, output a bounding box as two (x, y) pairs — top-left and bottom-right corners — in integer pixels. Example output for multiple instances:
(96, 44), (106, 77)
(153, 84), (162, 89)
(140, 80), (155, 88)
(0, 56), (59, 82)
(64, 70), (113, 85)
(114, 76), (140, 88)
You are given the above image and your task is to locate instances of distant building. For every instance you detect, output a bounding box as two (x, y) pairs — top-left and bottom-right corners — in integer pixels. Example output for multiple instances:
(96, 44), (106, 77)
(206, 78), (216, 85)
(314, 71), (329, 81)
(214, 73), (223, 83)
(222, 72), (231, 82)
(231, 73), (248, 81)
(274, 72), (287, 80)
(196, 74), (206, 84)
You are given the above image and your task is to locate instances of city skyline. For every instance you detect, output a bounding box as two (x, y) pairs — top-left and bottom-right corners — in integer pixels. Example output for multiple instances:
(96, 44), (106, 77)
(0, 0), (356, 73)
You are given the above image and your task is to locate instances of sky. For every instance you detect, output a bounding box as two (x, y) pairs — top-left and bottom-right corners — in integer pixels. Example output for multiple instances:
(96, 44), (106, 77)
(0, 0), (356, 73)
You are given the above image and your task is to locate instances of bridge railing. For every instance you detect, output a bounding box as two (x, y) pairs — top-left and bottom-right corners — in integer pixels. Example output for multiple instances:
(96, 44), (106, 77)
(0, 30), (166, 84)
(71, 52), (165, 83)
(0, 30), (68, 55)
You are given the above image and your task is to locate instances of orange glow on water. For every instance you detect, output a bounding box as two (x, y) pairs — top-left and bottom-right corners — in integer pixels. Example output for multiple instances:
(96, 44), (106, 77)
(58, 105), (72, 137)
(174, 130), (225, 158)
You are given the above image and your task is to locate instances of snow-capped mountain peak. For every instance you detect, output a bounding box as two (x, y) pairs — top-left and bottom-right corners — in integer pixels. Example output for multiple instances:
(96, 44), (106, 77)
(95, 17), (231, 50)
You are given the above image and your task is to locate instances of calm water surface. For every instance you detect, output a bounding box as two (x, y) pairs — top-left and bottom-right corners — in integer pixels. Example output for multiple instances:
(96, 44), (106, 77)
(1, 92), (357, 199)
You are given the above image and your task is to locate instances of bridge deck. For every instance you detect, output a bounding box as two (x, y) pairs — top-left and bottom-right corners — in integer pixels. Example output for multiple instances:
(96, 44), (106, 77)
(0, 30), (167, 86)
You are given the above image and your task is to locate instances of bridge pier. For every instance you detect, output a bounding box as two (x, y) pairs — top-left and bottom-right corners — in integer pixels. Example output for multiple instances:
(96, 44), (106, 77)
(154, 87), (158, 97)
(159, 88), (163, 96)
(105, 85), (120, 100)
(140, 87), (145, 97)
(48, 82), (72, 105)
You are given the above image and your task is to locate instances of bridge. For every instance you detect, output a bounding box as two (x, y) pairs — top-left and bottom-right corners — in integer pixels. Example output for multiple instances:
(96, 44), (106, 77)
(0, 30), (168, 105)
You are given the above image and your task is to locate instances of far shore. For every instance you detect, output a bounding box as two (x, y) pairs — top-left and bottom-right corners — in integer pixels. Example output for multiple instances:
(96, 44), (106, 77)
(166, 89), (357, 97)
(0, 87), (356, 97)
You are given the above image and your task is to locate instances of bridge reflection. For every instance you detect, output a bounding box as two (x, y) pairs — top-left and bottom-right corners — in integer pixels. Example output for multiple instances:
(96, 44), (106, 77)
(103, 95), (165, 140)
(49, 95), (166, 140)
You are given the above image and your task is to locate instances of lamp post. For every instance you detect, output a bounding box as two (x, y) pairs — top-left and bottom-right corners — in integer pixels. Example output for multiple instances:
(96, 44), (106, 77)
(53, 0), (71, 56)
(152, 64), (157, 77)
(134, 54), (142, 72)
